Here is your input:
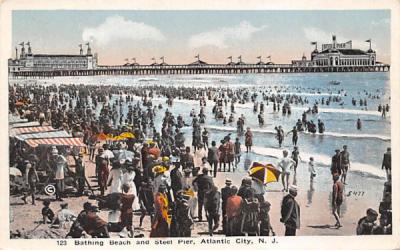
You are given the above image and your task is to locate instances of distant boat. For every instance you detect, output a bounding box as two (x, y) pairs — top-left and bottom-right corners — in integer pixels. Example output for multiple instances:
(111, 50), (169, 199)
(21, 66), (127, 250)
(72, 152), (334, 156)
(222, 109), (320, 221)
(329, 80), (341, 85)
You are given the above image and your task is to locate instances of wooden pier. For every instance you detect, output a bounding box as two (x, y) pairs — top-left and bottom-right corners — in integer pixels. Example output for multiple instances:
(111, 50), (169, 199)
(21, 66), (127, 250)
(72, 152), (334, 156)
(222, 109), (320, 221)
(9, 63), (390, 78)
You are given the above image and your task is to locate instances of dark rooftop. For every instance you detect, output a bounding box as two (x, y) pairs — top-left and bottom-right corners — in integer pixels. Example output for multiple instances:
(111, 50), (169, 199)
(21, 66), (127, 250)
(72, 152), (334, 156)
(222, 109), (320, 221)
(33, 54), (88, 58)
(320, 49), (368, 55)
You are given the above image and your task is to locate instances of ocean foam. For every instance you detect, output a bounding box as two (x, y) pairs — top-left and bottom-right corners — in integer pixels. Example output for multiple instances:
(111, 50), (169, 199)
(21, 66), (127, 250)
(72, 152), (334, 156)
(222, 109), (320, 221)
(246, 145), (385, 179)
(207, 125), (390, 141)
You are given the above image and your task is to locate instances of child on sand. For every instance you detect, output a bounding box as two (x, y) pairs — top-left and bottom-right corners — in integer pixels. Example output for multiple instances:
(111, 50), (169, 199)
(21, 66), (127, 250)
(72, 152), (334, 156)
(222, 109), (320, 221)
(41, 200), (55, 224)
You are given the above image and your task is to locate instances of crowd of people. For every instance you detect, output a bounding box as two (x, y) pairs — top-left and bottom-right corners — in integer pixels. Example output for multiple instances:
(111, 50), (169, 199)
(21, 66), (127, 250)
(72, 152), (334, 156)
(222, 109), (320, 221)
(9, 82), (391, 238)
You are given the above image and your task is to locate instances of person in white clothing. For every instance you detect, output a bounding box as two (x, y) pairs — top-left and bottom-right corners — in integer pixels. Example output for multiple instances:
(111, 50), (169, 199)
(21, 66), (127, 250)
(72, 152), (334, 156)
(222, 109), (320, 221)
(194, 143), (207, 169)
(153, 166), (171, 196)
(107, 161), (123, 194)
(122, 165), (140, 210)
(278, 150), (296, 192)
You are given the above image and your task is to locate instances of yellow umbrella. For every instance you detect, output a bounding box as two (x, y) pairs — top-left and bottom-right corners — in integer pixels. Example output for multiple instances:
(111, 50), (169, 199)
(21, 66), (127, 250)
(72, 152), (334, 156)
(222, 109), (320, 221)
(113, 135), (126, 141)
(120, 132), (135, 139)
(106, 134), (115, 140)
(248, 162), (281, 184)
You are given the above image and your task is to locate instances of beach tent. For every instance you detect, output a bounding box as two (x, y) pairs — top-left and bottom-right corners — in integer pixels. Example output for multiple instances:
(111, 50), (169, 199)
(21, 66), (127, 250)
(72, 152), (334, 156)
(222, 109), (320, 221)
(15, 130), (71, 141)
(10, 126), (56, 136)
(25, 137), (86, 148)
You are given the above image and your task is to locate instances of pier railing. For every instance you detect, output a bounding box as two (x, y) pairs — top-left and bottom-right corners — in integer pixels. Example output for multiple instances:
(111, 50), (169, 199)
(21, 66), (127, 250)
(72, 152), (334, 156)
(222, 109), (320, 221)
(9, 63), (390, 78)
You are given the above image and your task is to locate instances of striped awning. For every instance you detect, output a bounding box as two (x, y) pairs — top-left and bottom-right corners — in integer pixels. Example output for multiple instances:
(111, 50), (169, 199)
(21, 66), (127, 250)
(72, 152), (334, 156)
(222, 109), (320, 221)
(10, 126), (56, 136)
(16, 130), (71, 141)
(25, 137), (86, 148)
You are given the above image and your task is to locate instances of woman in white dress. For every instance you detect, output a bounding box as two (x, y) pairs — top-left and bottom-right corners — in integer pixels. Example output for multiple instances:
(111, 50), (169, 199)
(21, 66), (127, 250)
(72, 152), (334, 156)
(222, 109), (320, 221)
(122, 166), (140, 210)
(107, 161), (123, 194)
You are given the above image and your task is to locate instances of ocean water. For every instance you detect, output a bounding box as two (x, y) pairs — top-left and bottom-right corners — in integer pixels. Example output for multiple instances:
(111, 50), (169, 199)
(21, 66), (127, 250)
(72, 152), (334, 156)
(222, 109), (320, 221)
(10, 72), (391, 183)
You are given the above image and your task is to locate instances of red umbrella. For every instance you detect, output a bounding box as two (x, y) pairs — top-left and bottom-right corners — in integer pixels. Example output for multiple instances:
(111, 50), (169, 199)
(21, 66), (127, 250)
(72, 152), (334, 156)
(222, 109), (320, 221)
(15, 101), (24, 106)
(97, 133), (108, 141)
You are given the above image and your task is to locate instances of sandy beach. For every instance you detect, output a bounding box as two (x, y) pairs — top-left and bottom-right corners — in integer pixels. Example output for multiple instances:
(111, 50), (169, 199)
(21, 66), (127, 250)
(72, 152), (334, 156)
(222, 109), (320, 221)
(9, 151), (385, 238)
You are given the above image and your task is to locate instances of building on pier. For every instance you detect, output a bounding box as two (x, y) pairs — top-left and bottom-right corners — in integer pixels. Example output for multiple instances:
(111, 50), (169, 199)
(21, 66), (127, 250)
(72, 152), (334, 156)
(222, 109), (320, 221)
(292, 35), (377, 67)
(8, 42), (98, 74)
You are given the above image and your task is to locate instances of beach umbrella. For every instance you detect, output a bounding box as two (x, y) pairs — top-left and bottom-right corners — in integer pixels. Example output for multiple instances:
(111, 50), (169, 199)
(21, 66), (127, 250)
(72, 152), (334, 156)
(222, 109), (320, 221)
(101, 149), (114, 159)
(97, 133), (108, 141)
(9, 167), (22, 176)
(120, 132), (135, 139)
(15, 101), (25, 106)
(248, 162), (281, 184)
(113, 149), (134, 161)
(152, 165), (167, 173)
(113, 135), (127, 141)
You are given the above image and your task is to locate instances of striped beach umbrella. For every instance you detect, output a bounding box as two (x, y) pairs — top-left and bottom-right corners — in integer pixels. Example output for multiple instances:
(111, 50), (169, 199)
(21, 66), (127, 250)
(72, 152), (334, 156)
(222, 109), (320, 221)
(249, 162), (281, 184)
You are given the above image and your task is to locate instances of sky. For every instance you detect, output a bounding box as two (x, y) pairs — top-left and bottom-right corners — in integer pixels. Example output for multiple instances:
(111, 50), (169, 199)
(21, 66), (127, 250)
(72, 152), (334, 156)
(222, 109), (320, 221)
(12, 10), (391, 65)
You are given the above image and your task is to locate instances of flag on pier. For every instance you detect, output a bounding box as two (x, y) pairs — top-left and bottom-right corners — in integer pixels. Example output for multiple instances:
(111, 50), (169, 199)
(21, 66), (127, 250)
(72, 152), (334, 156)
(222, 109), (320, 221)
(365, 39), (371, 43)
(257, 56), (262, 59)
(310, 41), (317, 45)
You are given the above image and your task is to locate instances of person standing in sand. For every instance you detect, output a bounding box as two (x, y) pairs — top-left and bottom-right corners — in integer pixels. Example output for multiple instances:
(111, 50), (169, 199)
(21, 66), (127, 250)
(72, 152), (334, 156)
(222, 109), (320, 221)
(332, 174), (344, 228)
(244, 127), (253, 153)
(278, 150), (296, 192)
(330, 149), (342, 179)
(381, 147), (391, 181)
(340, 145), (350, 185)
(280, 185), (300, 236)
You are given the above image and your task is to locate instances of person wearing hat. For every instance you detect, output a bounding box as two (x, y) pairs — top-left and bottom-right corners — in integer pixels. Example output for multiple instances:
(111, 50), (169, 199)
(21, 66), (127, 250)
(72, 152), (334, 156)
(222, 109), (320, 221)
(192, 166), (214, 222)
(221, 178), (233, 234)
(331, 149), (342, 179)
(54, 154), (67, 201)
(226, 186), (243, 236)
(73, 152), (86, 196)
(170, 161), (184, 198)
(356, 208), (378, 235)
(260, 201), (275, 236)
(173, 189), (194, 237)
(332, 174), (344, 228)
(153, 165), (171, 196)
(381, 147), (391, 181)
(204, 185), (221, 236)
(280, 185), (300, 236)
(150, 184), (170, 237)
(340, 145), (350, 185)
